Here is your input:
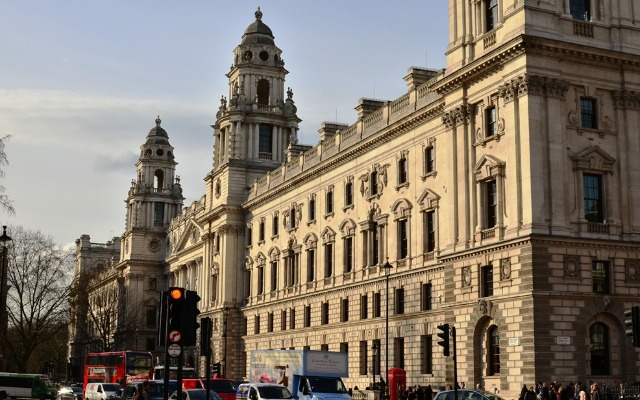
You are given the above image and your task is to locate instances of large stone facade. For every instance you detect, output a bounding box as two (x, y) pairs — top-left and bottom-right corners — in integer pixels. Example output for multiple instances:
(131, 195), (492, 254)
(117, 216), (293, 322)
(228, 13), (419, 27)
(72, 1), (640, 397)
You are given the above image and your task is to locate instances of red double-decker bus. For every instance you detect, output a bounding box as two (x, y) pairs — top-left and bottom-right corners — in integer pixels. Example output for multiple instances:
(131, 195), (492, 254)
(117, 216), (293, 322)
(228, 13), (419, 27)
(83, 351), (153, 390)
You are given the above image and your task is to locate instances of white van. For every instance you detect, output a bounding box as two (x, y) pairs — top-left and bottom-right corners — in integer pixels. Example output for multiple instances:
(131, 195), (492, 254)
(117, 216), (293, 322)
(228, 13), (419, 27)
(236, 384), (293, 400)
(84, 383), (121, 400)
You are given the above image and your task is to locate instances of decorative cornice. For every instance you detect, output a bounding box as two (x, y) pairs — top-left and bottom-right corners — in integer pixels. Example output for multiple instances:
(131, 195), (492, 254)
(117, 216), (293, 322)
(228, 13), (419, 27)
(613, 89), (640, 110)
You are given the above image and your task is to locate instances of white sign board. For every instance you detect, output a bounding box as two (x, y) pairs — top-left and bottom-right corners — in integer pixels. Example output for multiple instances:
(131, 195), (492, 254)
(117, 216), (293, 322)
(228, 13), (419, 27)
(556, 336), (571, 345)
(168, 343), (182, 357)
(508, 337), (520, 346)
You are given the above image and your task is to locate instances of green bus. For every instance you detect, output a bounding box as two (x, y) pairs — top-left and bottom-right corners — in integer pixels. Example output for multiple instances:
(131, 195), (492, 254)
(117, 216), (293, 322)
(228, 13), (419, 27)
(0, 373), (56, 399)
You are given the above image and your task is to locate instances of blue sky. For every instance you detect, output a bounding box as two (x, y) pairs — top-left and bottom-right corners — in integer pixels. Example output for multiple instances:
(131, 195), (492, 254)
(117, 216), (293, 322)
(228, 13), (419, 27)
(0, 1), (448, 246)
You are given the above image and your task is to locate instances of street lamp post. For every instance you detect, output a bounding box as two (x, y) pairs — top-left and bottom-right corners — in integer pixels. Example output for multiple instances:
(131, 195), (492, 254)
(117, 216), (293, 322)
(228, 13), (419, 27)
(222, 306), (229, 377)
(372, 343), (378, 390)
(0, 226), (12, 372)
(382, 260), (392, 400)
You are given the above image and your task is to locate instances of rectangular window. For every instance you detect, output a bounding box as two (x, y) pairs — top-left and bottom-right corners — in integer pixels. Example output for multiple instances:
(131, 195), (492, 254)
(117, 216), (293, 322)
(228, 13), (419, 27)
(482, 264), (494, 297)
(373, 292), (381, 318)
(271, 261), (278, 292)
(344, 237), (353, 273)
(321, 302), (329, 325)
(345, 182), (353, 206)
(486, 180), (497, 228)
(360, 294), (368, 320)
(247, 225), (253, 246)
(267, 312), (274, 333)
(290, 308), (296, 330)
(259, 221), (265, 241)
(326, 190), (334, 214)
(592, 261), (610, 294)
(148, 278), (157, 290)
(421, 335), (433, 374)
(394, 337), (405, 369)
(257, 266), (264, 295)
(581, 98), (597, 129)
(570, 0), (590, 21)
(421, 283), (432, 311)
(307, 249), (315, 282)
(341, 298), (349, 322)
(273, 215), (279, 236)
(372, 226), (380, 266)
(254, 315), (260, 334)
(424, 210), (435, 253)
(425, 146), (435, 174)
(486, 0), (498, 31)
(584, 174), (603, 223)
(281, 310), (287, 331)
(259, 124), (273, 155)
(398, 219), (408, 259)
(304, 305), (311, 327)
(486, 106), (496, 137)
(399, 157), (407, 184)
(371, 171), (378, 195)
(340, 342), (348, 354)
(154, 203), (164, 226)
(395, 287), (405, 315)
(309, 198), (316, 221)
(325, 243), (333, 277)
(359, 341), (368, 375)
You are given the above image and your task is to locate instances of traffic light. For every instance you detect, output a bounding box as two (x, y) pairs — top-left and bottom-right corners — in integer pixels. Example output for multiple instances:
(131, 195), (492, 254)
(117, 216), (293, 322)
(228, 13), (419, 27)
(200, 317), (212, 356)
(436, 323), (450, 357)
(624, 306), (640, 347)
(167, 287), (185, 343)
(183, 290), (201, 346)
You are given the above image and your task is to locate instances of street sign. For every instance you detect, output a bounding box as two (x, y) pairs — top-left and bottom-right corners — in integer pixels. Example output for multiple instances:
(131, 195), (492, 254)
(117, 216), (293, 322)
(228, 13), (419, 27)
(168, 343), (182, 357)
(169, 330), (182, 343)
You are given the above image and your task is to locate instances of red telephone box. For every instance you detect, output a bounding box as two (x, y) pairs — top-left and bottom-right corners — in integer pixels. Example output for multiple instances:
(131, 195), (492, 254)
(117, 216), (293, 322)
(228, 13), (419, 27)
(388, 368), (406, 400)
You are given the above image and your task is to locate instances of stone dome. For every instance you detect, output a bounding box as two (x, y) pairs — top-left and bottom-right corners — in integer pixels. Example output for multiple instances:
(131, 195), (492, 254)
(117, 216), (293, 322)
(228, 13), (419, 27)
(241, 7), (275, 46)
(145, 116), (170, 145)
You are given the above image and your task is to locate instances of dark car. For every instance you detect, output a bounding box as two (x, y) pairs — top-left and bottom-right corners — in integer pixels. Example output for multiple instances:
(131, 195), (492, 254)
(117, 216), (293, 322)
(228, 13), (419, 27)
(434, 390), (506, 400)
(115, 381), (179, 400)
(57, 387), (84, 400)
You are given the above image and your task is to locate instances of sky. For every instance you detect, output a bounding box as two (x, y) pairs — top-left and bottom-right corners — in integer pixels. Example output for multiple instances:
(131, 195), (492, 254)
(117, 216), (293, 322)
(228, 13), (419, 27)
(0, 1), (449, 247)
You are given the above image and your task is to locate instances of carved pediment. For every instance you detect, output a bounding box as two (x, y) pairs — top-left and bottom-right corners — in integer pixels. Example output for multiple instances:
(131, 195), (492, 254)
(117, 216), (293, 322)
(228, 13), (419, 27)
(474, 154), (505, 181)
(417, 188), (441, 210)
(571, 145), (615, 173)
(173, 219), (203, 253)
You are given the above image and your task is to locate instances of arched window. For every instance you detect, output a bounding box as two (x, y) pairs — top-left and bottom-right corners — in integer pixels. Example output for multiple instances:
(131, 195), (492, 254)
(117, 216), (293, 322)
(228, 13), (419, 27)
(590, 322), (609, 375)
(154, 169), (164, 191)
(257, 79), (270, 105)
(488, 326), (500, 375)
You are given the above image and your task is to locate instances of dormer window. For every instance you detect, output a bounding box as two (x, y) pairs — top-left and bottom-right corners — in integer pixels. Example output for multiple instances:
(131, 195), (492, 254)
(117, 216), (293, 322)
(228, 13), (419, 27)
(570, 0), (590, 21)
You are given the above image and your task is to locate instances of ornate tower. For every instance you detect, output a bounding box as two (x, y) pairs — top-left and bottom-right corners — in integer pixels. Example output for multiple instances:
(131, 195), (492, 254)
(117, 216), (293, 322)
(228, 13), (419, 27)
(123, 116), (184, 262)
(212, 7), (301, 177)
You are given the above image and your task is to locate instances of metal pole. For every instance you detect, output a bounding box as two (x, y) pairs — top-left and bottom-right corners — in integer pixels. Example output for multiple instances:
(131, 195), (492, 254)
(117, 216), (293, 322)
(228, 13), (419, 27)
(223, 306), (229, 377)
(385, 272), (389, 400)
(0, 226), (12, 373)
(453, 326), (457, 400)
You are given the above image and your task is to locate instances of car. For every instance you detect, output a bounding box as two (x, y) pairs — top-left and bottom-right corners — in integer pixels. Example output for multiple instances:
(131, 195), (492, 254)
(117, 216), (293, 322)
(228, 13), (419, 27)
(57, 387), (84, 400)
(115, 381), (179, 400)
(169, 389), (224, 400)
(85, 384), (121, 400)
(434, 390), (506, 400)
(205, 379), (237, 400)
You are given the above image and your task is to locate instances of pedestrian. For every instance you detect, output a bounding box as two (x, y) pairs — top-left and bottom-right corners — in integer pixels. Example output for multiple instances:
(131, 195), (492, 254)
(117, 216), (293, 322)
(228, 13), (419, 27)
(520, 384), (529, 400)
(525, 387), (538, 400)
(425, 385), (433, 400)
(591, 384), (600, 400)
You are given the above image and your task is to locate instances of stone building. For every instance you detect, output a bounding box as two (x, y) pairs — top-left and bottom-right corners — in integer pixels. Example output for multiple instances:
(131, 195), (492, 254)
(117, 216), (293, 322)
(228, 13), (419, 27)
(73, 1), (640, 396)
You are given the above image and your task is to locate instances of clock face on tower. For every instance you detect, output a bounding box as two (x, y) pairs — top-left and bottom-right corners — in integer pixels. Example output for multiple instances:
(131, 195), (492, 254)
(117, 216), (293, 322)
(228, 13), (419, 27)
(148, 238), (160, 253)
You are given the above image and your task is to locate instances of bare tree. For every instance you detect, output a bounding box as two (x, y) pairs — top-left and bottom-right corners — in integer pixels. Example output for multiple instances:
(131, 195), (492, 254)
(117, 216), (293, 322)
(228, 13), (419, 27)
(4, 226), (74, 372)
(0, 135), (15, 215)
(70, 266), (144, 353)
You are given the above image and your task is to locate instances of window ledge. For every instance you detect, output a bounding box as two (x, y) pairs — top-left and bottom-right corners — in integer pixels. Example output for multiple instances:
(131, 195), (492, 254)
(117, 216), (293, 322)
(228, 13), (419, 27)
(343, 204), (354, 212)
(306, 219), (316, 227)
(474, 132), (504, 147)
(395, 182), (410, 192)
(420, 171), (437, 181)
(323, 212), (335, 220)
